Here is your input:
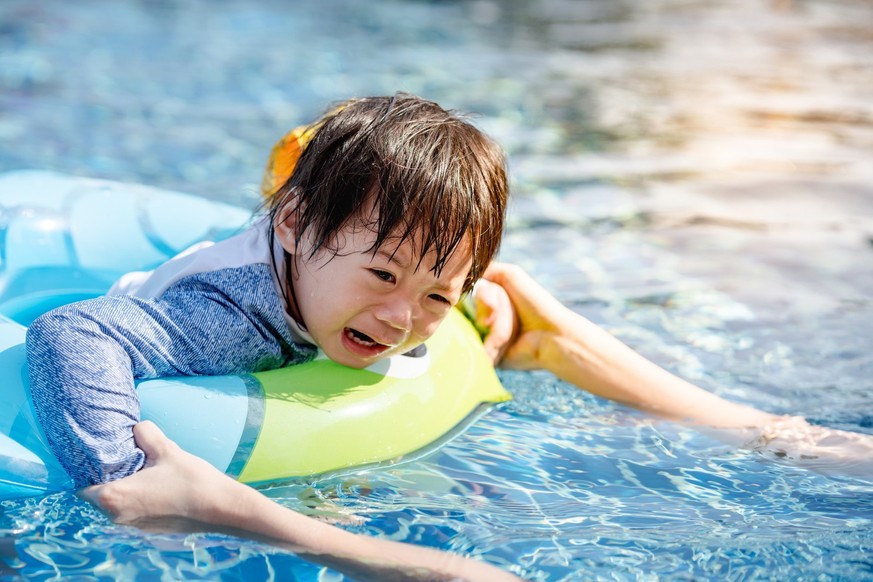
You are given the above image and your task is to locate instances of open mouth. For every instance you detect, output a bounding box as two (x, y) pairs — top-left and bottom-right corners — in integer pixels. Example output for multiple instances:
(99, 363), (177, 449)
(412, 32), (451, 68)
(345, 328), (380, 347)
(342, 327), (393, 357)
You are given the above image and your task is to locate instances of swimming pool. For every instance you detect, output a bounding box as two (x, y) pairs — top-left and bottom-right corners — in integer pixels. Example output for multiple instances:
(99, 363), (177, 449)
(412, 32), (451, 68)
(1, 0), (872, 579)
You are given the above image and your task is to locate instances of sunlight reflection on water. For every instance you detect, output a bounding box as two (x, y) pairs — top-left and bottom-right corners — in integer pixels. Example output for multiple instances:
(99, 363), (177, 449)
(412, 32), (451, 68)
(1, 0), (872, 579)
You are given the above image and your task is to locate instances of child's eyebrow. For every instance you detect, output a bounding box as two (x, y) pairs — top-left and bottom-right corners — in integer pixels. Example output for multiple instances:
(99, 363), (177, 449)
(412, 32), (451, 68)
(376, 247), (411, 269)
(375, 247), (457, 292)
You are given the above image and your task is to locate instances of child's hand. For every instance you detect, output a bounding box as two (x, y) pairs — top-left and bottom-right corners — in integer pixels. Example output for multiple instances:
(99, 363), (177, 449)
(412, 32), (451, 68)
(469, 278), (518, 365)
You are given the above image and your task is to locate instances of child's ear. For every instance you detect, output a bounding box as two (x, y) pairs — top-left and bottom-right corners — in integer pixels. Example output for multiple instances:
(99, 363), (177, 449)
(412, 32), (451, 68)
(273, 195), (303, 255)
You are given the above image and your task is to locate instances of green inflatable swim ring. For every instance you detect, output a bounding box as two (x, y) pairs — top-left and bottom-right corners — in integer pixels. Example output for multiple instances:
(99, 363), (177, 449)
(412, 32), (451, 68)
(141, 307), (509, 485)
(0, 171), (510, 499)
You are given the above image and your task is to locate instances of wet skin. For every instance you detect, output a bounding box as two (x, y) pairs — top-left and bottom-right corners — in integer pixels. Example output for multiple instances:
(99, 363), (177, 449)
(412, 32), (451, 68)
(274, 209), (473, 369)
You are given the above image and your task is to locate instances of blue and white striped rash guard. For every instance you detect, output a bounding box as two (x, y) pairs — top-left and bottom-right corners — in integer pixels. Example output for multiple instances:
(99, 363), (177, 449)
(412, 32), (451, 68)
(26, 219), (316, 487)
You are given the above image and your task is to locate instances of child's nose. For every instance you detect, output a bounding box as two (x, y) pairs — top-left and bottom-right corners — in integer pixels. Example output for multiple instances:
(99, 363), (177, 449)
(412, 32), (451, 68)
(374, 297), (413, 333)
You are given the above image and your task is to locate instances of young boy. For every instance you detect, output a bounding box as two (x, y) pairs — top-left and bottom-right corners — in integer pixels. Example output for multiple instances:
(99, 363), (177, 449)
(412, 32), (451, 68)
(26, 94), (509, 487)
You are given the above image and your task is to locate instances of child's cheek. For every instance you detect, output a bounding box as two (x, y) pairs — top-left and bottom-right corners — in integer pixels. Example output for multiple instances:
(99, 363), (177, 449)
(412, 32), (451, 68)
(417, 315), (447, 341)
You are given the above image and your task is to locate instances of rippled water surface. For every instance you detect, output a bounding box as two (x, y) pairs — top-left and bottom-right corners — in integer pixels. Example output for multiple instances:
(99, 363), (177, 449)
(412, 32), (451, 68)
(2, 0), (872, 580)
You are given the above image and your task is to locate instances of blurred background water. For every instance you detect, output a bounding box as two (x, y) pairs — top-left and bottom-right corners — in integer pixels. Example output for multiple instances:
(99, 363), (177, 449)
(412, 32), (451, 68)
(1, 0), (872, 580)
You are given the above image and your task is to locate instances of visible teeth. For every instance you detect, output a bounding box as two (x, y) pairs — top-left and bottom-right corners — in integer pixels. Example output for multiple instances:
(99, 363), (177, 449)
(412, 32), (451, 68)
(346, 328), (377, 347)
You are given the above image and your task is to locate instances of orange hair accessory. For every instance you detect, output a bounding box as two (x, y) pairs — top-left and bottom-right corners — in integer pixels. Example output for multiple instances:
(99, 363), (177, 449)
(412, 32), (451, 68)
(260, 125), (315, 199)
(261, 105), (347, 199)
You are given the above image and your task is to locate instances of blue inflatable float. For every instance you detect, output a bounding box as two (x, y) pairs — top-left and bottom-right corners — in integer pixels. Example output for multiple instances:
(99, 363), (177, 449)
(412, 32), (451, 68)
(0, 171), (510, 500)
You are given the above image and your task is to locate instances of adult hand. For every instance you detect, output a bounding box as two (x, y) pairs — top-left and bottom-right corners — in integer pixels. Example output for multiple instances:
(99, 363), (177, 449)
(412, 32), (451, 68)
(82, 422), (524, 581)
(481, 262), (574, 371)
(743, 416), (873, 478)
(80, 420), (229, 529)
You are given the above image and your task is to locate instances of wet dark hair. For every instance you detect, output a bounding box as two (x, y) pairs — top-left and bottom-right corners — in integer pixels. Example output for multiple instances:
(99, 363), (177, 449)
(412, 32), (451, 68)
(269, 93), (508, 295)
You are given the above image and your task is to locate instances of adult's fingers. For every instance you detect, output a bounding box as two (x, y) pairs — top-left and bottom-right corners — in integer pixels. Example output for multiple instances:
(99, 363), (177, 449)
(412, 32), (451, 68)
(483, 262), (568, 323)
(498, 330), (547, 371)
(131, 421), (177, 468)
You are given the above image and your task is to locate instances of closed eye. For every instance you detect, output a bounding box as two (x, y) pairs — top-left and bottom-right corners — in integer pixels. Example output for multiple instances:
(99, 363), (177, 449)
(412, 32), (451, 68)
(429, 293), (451, 306)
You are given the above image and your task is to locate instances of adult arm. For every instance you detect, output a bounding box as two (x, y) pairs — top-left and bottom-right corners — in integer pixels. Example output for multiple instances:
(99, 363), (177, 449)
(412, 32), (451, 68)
(479, 263), (873, 471)
(83, 421), (522, 582)
(479, 263), (772, 427)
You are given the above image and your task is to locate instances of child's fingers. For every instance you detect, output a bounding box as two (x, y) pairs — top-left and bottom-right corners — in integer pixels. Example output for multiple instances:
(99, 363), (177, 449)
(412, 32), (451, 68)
(474, 279), (517, 364)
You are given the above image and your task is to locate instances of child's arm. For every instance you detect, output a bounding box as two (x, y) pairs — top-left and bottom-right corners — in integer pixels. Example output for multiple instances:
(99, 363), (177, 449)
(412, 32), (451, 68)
(83, 421), (522, 582)
(26, 269), (305, 488)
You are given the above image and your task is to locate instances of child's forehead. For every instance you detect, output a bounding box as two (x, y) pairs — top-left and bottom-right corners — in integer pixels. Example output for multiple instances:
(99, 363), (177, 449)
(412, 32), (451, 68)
(367, 231), (473, 269)
(334, 196), (475, 278)
(347, 207), (471, 258)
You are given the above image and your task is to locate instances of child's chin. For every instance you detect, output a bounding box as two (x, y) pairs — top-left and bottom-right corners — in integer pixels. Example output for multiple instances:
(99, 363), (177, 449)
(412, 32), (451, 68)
(337, 332), (392, 364)
(326, 346), (388, 369)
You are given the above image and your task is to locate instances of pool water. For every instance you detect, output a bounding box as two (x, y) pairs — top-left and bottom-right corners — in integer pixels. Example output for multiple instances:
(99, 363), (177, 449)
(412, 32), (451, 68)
(2, 0), (872, 579)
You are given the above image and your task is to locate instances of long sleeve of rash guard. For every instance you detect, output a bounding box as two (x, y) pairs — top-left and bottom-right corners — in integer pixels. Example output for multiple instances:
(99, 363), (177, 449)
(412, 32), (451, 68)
(26, 265), (314, 487)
